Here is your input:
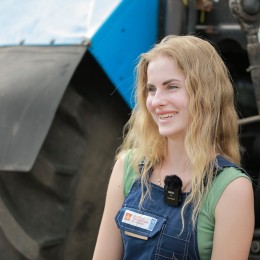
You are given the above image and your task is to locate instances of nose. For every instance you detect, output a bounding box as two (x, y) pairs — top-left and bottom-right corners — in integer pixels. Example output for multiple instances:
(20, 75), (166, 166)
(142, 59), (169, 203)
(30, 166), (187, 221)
(152, 89), (167, 107)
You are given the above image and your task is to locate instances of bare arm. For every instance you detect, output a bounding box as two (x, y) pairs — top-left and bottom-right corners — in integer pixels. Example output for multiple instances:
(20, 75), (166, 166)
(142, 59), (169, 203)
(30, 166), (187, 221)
(211, 177), (255, 260)
(92, 154), (126, 260)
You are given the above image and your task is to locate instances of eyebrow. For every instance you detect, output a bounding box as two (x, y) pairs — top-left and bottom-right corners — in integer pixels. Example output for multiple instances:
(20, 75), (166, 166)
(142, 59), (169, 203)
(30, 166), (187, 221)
(146, 78), (182, 87)
(162, 79), (182, 85)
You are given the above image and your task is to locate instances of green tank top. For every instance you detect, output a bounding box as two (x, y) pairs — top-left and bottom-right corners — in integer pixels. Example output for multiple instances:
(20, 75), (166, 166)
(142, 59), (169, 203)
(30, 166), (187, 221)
(123, 151), (251, 259)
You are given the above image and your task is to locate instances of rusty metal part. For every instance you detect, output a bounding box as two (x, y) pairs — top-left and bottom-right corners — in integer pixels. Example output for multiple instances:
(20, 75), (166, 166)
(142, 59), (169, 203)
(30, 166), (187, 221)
(229, 0), (260, 39)
(196, 0), (213, 12)
(229, 0), (260, 116)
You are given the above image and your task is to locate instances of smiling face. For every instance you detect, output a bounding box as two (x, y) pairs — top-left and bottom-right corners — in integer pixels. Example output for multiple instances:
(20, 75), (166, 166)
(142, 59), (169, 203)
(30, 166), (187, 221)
(146, 55), (189, 140)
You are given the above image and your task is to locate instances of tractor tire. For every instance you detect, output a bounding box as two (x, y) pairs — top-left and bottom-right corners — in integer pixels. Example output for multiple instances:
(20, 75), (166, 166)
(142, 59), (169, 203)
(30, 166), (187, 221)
(0, 51), (130, 260)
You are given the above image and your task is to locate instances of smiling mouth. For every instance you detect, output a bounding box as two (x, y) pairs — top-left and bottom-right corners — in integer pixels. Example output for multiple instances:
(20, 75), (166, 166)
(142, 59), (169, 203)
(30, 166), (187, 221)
(158, 113), (177, 119)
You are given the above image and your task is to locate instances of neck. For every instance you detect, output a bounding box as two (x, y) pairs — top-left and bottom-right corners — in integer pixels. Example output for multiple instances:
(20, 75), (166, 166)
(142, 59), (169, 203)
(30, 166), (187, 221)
(165, 139), (190, 172)
(158, 139), (192, 191)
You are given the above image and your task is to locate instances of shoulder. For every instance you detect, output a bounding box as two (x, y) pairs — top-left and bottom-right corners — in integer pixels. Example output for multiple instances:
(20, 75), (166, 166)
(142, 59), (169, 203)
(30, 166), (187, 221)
(215, 168), (253, 212)
(201, 167), (252, 219)
(111, 151), (129, 182)
(115, 149), (132, 168)
(111, 149), (136, 190)
(212, 166), (251, 196)
(106, 152), (129, 200)
(214, 166), (254, 220)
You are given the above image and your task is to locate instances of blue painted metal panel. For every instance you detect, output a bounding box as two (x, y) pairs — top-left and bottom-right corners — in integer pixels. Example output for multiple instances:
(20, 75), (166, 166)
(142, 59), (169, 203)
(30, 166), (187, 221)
(89, 0), (159, 107)
(0, 0), (122, 45)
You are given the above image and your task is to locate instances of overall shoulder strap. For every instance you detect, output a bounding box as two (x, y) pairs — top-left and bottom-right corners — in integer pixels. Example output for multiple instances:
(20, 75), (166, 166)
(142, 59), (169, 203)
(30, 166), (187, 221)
(215, 155), (246, 173)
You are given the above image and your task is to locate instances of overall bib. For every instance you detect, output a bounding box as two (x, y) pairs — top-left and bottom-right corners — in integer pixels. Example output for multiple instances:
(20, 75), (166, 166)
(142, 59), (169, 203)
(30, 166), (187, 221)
(116, 179), (199, 259)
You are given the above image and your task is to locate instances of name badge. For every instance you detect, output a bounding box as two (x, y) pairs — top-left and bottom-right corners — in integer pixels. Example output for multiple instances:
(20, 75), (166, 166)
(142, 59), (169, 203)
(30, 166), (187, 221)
(122, 209), (157, 231)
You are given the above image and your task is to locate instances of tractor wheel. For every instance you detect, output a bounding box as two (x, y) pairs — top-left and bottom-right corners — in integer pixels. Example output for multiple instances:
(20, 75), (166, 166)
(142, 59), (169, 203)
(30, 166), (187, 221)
(0, 51), (130, 260)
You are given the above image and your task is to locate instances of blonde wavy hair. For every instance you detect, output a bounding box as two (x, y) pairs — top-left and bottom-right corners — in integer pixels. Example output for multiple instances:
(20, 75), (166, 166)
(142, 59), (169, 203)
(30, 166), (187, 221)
(117, 35), (241, 226)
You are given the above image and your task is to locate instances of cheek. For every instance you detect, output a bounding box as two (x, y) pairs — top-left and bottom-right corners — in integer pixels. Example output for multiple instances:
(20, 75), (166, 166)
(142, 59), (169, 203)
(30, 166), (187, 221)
(146, 98), (158, 124)
(146, 97), (153, 113)
(179, 93), (189, 112)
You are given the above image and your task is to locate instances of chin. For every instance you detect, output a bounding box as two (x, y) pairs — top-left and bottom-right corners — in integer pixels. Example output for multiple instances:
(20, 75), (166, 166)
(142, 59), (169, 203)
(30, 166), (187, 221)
(159, 131), (175, 137)
(158, 129), (185, 139)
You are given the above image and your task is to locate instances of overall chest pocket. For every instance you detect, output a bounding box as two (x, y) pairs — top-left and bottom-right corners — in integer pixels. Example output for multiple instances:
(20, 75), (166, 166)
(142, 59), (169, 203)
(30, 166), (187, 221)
(116, 207), (166, 240)
(116, 207), (191, 260)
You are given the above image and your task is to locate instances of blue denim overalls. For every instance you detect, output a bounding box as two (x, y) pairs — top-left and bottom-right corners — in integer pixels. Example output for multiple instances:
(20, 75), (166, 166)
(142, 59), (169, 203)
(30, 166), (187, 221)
(115, 156), (243, 260)
(115, 171), (199, 259)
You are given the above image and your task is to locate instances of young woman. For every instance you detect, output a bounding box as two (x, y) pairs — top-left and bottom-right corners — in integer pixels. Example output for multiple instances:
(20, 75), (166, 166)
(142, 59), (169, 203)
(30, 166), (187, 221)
(93, 35), (254, 260)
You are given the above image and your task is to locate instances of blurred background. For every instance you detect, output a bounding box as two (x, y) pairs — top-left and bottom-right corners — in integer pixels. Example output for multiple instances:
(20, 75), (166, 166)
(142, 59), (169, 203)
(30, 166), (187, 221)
(0, 0), (259, 259)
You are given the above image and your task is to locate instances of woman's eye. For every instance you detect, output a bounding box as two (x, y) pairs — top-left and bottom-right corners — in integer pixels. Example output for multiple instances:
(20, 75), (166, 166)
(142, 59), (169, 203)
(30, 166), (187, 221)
(168, 84), (178, 89)
(146, 86), (156, 93)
